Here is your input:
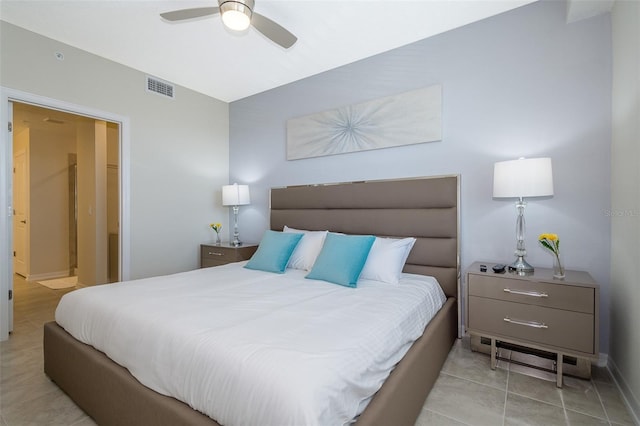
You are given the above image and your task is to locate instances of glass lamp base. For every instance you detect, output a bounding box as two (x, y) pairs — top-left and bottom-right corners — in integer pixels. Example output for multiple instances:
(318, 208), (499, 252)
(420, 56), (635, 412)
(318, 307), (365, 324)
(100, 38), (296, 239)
(508, 256), (534, 276)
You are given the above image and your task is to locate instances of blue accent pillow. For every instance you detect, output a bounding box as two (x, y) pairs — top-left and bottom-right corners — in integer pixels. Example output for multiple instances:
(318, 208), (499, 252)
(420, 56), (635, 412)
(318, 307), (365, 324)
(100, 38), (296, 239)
(306, 233), (376, 287)
(244, 230), (303, 273)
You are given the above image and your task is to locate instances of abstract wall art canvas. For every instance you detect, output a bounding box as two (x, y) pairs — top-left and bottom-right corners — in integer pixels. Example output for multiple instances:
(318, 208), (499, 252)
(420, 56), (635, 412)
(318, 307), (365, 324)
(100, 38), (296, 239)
(286, 85), (442, 160)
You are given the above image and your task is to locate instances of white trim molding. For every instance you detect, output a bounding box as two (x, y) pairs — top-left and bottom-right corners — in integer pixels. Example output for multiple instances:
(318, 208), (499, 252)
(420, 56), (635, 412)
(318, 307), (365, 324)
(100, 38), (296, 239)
(608, 358), (640, 425)
(0, 86), (131, 341)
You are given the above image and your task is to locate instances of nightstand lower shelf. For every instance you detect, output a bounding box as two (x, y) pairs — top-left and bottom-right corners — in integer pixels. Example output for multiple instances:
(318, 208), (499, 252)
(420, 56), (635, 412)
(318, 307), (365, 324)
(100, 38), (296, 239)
(469, 334), (592, 385)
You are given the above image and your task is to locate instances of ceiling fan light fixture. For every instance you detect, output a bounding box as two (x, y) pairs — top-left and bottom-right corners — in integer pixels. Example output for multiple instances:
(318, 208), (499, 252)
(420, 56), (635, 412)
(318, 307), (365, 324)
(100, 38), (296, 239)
(162, 0), (296, 49)
(220, 0), (253, 31)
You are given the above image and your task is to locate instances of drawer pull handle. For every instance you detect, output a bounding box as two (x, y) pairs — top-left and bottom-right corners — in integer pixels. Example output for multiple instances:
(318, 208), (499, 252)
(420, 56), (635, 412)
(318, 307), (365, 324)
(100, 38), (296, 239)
(503, 288), (548, 298)
(208, 252), (224, 256)
(503, 317), (548, 329)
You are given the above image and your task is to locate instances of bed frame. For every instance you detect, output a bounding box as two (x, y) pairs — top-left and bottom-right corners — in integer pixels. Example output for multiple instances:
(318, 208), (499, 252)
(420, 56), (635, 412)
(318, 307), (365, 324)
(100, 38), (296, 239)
(44, 175), (460, 426)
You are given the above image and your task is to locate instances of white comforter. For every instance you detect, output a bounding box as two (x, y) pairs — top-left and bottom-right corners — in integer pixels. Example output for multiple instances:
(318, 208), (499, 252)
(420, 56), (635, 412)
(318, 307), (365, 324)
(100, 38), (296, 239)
(55, 262), (446, 426)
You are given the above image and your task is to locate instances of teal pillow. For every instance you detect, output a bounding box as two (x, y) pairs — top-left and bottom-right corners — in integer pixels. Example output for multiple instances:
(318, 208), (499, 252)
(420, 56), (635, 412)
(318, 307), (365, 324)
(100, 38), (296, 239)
(244, 230), (303, 273)
(306, 233), (376, 287)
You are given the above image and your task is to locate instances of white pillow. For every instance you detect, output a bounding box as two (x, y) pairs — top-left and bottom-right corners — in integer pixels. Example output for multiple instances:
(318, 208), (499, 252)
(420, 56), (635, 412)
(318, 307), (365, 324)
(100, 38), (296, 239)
(359, 237), (417, 284)
(283, 226), (328, 270)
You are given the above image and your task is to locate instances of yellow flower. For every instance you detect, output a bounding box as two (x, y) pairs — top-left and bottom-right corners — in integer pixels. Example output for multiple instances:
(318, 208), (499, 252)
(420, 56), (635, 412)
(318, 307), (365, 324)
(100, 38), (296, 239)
(538, 233), (557, 241)
(539, 232), (564, 277)
(210, 223), (222, 233)
(538, 233), (560, 256)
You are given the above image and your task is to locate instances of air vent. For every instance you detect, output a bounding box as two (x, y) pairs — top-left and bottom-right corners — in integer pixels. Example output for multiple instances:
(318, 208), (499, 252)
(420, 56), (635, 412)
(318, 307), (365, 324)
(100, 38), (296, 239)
(146, 76), (175, 99)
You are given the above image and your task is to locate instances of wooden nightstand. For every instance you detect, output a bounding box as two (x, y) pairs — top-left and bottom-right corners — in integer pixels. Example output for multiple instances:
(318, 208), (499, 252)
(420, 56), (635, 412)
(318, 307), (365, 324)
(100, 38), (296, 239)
(466, 261), (599, 387)
(200, 243), (258, 268)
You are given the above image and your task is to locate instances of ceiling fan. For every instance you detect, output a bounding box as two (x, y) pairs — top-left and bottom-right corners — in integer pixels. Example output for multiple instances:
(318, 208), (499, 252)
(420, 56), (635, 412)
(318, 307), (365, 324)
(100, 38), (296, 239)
(160, 0), (297, 49)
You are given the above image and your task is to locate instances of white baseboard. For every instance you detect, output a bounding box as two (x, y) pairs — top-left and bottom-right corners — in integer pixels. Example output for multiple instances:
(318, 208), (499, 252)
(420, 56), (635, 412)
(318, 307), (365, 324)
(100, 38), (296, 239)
(608, 358), (640, 425)
(27, 270), (71, 282)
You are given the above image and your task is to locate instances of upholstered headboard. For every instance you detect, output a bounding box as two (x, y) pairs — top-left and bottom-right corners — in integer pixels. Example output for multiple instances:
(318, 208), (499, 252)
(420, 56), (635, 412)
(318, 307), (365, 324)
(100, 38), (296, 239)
(269, 175), (460, 299)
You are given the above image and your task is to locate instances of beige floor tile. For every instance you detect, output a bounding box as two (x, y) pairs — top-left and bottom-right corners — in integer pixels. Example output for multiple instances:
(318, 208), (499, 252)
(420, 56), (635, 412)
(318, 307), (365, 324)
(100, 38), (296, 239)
(508, 371), (563, 407)
(2, 388), (87, 426)
(595, 382), (636, 425)
(0, 328), (43, 354)
(1, 348), (43, 382)
(0, 343), (41, 371)
(0, 372), (60, 409)
(1, 275), (83, 426)
(561, 376), (607, 420)
(0, 341), (59, 409)
(424, 373), (506, 426)
(591, 367), (615, 385)
(504, 393), (568, 426)
(442, 340), (509, 390)
(415, 408), (469, 426)
(565, 409), (609, 425)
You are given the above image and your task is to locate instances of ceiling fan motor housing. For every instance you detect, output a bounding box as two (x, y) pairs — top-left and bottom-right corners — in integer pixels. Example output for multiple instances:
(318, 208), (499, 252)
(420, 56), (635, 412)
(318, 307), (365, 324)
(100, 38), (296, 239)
(219, 0), (255, 17)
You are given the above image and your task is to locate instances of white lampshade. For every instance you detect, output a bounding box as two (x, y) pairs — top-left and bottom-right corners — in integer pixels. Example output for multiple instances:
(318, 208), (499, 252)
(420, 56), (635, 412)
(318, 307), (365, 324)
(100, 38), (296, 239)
(222, 183), (250, 206)
(493, 157), (554, 198)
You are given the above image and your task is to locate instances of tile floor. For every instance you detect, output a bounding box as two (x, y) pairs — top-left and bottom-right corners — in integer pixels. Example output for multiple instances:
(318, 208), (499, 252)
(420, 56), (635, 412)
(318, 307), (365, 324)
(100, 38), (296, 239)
(0, 275), (94, 426)
(416, 337), (636, 426)
(1, 275), (637, 426)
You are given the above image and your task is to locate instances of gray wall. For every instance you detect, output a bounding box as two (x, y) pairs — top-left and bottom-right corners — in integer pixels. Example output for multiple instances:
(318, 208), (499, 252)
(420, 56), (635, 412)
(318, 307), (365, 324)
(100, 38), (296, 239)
(1, 21), (230, 280)
(230, 1), (612, 354)
(610, 0), (640, 421)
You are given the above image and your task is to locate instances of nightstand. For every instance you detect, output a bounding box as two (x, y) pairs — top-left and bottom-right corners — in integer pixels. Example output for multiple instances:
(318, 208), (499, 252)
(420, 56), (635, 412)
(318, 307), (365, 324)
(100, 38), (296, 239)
(466, 261), (599, 387)
(200, 243), (258, 268)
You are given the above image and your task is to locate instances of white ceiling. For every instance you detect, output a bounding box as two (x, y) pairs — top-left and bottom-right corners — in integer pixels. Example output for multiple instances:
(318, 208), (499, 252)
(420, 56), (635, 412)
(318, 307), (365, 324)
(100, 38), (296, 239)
(1, 0), (546, 102)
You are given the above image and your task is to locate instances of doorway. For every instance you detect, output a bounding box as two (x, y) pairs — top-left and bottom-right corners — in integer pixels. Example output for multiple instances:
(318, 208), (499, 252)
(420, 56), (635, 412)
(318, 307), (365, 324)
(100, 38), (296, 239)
(12, 103), (120, 285)
(1, 87), (131, 340)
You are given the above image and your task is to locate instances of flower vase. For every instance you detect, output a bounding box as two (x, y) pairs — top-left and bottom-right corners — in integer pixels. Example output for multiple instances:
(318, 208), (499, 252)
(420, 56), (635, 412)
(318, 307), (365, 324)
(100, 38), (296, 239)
(215, 233), (221, 246)
(553, 255), (565, 279)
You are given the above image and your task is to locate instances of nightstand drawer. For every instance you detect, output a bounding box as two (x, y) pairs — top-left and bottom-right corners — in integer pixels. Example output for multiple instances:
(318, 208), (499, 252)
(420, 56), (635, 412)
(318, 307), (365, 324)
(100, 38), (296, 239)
(468, 296), (594, 354)
(202, 247), (235, 261)
(201, 258), (230, 268)
(200, 244), (257, 268)
(468, 274), (594, 314)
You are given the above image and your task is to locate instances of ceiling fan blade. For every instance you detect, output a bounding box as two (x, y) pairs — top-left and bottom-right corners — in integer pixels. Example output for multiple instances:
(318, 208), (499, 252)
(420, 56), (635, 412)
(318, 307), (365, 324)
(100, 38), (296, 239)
(251, 12), (297, 49)
(160, 7), (220, 22)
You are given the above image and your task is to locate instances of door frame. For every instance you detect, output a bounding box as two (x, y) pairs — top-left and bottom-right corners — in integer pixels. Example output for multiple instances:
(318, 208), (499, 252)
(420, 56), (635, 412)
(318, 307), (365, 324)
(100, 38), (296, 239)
(12, 146), (28, 277)
(0, 86), (131, 341)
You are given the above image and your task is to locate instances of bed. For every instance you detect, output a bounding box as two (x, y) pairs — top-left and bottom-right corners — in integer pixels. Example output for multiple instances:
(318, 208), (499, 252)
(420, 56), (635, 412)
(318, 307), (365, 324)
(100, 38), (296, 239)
(44, 175), (460, 426)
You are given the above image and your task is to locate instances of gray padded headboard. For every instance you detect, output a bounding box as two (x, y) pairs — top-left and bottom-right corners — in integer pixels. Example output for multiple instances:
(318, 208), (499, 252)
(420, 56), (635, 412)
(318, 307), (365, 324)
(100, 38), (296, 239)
(269, 175), (460, 299)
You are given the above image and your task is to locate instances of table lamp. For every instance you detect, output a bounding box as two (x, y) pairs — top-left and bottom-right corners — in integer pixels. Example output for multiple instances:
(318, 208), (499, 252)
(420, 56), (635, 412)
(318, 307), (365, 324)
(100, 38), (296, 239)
(222, 183), (250, 247)
(493, 157), (554, 275)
